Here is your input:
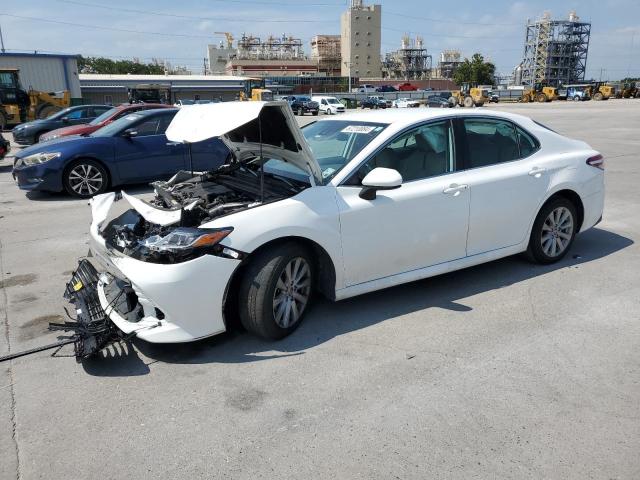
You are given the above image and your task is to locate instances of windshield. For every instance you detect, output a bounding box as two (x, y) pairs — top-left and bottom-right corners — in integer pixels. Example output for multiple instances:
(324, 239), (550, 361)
(327, 98), (340, 104)
(301, 120), (387, 182)
(297, 97), (311, 102)
(89, 106), (119, 126)
(91, 113), (144, 137)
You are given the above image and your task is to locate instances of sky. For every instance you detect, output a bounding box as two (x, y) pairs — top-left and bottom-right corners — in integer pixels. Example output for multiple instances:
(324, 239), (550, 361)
(1, 0), (639, 79)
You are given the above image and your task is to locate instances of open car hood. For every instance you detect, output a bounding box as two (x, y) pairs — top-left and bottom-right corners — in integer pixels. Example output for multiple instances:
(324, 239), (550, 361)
(166, 101), (322, 185)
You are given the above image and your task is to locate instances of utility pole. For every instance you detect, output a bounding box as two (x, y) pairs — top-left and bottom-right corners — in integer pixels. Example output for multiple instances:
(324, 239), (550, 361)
(344, 61), (352, 93)
(0, 19), (6, 53)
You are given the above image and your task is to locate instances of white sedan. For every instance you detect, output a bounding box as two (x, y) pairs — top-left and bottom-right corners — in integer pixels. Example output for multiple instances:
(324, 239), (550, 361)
(392, 97), (421, 108)
(82, 102), (604, 346)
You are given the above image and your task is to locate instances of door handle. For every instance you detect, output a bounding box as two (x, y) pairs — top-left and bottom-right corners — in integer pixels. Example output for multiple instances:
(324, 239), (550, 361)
(528, 167), (546, 177)
(443, 183), (468, 195)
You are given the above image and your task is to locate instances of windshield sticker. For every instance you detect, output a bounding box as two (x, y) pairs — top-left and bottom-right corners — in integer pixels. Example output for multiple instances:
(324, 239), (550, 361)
(322, 167), (336, 179)
(341, 125), (377, 134)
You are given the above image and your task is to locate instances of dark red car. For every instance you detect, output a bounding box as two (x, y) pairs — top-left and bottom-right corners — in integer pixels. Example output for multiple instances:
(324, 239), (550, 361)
(39, 103), (172, 142)
(397, 82), (418, 91)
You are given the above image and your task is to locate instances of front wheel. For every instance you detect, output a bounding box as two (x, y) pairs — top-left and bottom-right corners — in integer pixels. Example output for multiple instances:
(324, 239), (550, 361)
(63, 159), (108, 198)
(526, 197), (577, 264)
(238, 243), (314, 340)
(573, 95), (581, 102)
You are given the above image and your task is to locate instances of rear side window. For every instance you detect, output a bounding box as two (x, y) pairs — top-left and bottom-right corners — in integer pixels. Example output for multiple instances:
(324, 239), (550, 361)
(463, 118), (519, 168)
(516, 126), (539, 158)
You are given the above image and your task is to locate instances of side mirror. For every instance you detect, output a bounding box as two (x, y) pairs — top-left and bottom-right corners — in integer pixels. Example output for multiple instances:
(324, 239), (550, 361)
(122, 128), (138, 139)
(359, 167), (403, 200)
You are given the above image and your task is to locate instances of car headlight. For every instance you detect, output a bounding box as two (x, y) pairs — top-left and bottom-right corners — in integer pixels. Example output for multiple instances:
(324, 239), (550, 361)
(42, 134), (59, 141)
(122, 226), (234, 264)
(22, 152), (61, 166)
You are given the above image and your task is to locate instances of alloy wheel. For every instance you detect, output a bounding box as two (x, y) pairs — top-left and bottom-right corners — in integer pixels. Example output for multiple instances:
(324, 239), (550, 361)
(272, 257), (311, 329)
(541, 206), (574, 257)
(68, 164), (104, 196)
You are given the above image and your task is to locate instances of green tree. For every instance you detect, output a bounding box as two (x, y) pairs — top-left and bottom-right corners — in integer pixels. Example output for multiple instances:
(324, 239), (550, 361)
(78, 56), (166, 75)
(453, 53), (496, 86)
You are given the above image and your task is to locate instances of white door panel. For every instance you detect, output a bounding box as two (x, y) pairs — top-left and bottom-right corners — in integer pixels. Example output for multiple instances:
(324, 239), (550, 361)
(336, 173), (470, 287)
(464, 156), (551, 256)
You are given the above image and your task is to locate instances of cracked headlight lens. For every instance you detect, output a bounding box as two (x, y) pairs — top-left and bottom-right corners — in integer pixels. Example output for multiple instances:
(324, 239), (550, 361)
(22, 152), (61, 166)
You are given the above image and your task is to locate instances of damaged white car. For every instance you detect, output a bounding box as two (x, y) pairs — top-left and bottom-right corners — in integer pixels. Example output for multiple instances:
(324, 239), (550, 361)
(62, 101), (604, 356)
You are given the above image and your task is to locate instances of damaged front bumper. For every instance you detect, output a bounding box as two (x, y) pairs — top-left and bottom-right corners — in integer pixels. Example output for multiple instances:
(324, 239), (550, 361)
(85, 192), (242, 344)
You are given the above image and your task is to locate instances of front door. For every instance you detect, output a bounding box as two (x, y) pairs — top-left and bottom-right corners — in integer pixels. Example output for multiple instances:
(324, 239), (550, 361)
(114, 112), (185, 183)
(336, 120), (470, 287)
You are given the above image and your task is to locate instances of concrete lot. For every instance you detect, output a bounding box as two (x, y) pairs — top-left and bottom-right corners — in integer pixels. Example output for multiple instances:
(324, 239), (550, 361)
(1, 100), (639, 479)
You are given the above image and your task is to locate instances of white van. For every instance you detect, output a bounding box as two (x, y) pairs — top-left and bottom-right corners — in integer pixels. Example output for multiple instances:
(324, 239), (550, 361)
(357, 84), (376, 93)
(312, 96), (346, 115)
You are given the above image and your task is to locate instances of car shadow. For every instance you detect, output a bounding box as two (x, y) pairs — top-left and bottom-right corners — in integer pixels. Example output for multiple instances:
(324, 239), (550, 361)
(23, 183), (154, 202)
(82, 227), (633, 376)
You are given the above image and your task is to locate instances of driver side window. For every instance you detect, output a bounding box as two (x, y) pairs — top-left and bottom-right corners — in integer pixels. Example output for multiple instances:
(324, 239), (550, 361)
(132, 117), (162, 137)
(349, 120), (454, 184)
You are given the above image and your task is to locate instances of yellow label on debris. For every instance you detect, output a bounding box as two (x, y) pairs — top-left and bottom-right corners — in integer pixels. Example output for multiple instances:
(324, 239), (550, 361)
(73, 281), (83, 292)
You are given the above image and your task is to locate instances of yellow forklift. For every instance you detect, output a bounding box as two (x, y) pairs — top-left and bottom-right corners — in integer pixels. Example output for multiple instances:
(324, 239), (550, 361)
(448, 83), (488, 107)
(0, 68), (71, 129)
(521, 83), (558, 103)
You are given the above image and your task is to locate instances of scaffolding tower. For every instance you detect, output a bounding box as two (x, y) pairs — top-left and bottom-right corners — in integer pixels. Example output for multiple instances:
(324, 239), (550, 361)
(383, 35), (432, 81)
(521, 11), (590, 87)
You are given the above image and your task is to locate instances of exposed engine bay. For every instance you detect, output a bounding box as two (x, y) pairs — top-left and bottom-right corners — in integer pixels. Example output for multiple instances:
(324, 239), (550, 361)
(101, 160), (307, 264)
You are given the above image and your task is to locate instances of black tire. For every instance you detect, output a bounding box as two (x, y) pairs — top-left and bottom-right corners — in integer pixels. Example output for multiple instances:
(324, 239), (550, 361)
(312, 111), (319, 116)
(238, 242), (314, 340)
(526, 196), (578, 264)
(573, 95), (581, 102)
(63, 159), (109, 198)
(298, 107), (303, 116)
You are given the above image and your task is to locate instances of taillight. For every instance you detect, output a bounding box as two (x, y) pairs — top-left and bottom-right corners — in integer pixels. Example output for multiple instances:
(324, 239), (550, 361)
(586, 154), (604, 170)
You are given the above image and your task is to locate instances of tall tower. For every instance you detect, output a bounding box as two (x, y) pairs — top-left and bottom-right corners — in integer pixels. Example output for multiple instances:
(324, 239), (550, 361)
(341, 0), (382, 79)
(521, 11), (591, 87)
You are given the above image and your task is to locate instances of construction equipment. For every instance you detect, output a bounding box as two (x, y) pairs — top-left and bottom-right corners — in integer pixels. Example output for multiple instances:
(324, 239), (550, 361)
(214, 31), (235, 49)
(615, 82), (639, 99)
(448, 83), (488, 107)
(521, 83), (558, 103)
(238, 78), (274, 102)
(589, 82), (615, 101)
(127, 83), (171, 104)
(0, 68), (71, 129)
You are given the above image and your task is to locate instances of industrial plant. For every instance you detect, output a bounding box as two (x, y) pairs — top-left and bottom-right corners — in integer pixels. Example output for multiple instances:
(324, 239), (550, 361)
(519, 10), (591, 87)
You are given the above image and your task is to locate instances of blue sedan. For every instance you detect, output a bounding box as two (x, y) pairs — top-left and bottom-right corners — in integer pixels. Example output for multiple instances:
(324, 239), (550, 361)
(12, 109), (229, 198)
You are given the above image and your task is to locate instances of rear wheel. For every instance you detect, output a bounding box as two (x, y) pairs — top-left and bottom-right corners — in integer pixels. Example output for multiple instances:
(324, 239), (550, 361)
(239, 243), (314, 340)
(573, 95), (581, 101)
(463, 96), (474, 108)
(63, 159), (109, 198)
(526, 197), (577, 264)
(536, 93), (547, 103)
(593, 92), (604, 101)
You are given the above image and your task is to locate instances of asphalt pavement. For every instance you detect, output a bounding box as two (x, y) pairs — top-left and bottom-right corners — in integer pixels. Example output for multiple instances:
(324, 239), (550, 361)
(1, 100), (639, 479)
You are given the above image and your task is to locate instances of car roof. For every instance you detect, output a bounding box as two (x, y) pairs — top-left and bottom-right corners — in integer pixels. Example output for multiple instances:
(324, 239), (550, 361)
(124, 107), (178, 117)
(115, 103), (172, 110)
(325, 108), (532, 130)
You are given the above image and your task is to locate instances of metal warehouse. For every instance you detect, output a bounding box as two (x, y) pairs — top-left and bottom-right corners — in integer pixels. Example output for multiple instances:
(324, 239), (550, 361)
(79, 74), (254, 104)
(0, 52), (82, 102)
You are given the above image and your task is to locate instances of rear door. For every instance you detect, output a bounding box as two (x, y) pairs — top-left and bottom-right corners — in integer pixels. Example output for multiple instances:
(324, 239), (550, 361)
(113, 111), (186, 183)
(456, 117), (550, 255)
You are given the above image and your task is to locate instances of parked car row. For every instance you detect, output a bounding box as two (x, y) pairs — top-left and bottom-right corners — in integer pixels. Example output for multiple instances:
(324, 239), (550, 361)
(12, 108), (227, 198)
